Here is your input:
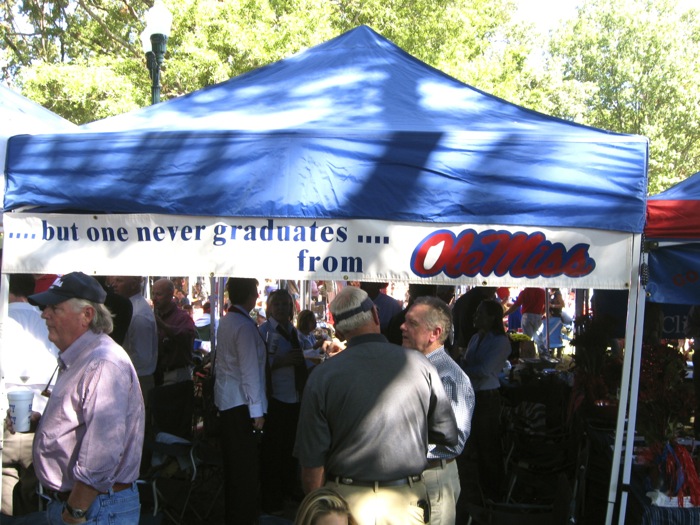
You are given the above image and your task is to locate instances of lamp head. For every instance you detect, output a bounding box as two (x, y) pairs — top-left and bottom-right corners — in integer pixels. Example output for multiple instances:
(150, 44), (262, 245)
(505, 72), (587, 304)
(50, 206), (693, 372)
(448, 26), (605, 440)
(139, 28), (152, 54)
(144, 0), (172, 39)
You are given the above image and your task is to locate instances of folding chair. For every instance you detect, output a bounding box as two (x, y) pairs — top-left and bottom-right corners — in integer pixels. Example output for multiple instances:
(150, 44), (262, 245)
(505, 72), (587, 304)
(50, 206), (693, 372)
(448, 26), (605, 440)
(140, 381), (211, 525)
(466, 472), (571, 525)
(500, 393), (577, 512)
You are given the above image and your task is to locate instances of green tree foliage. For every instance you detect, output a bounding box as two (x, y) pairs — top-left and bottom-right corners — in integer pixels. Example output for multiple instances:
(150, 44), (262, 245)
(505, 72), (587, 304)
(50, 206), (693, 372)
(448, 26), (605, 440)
(3, 0), (700, 193)
(548, 0), (700, 194)
(1, 0), (534, 123)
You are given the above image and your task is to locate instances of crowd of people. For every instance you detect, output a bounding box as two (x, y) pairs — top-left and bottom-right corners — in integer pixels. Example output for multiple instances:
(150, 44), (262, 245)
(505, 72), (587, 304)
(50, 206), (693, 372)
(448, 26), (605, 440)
(2, 273), (586, 525)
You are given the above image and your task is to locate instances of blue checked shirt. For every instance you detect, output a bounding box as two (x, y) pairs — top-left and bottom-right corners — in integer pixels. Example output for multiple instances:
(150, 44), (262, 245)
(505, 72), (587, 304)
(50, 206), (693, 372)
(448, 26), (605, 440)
(426, 346), (475, 459)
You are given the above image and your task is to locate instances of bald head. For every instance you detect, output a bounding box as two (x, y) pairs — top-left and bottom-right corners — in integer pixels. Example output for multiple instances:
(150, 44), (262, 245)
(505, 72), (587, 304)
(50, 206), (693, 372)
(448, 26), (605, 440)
(111, 276), (143, 298)
(152, 278), (175, 311)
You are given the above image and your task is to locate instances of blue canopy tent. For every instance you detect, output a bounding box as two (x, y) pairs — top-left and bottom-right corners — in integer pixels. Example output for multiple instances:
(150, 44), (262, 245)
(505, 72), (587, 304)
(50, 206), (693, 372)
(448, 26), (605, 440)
(2, 27), (649, 524)
(5, 26), (647, 233)
(0, 84), (77, 218)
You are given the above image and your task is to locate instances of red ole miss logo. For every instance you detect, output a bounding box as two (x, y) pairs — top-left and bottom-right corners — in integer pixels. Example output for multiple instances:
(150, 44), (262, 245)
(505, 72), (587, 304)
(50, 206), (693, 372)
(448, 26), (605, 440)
(411, 229), (596, 278)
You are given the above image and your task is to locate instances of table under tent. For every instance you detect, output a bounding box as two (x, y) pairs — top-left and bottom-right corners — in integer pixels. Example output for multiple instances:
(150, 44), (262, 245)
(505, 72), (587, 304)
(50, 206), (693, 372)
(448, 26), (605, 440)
(2, 26), (649, 524)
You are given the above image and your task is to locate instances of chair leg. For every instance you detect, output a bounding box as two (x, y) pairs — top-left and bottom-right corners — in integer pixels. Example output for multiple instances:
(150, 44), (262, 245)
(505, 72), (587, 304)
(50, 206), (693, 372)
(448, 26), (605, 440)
(506, 471), (518, 503)
(151, 482), (159, 517)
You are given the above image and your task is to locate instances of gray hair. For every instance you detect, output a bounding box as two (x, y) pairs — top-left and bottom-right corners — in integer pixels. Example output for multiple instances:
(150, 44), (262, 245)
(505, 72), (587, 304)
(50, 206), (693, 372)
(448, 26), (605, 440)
(68, 298), (114, 335)
(412, 296), (452, 344)
(330, 286), (374, 334)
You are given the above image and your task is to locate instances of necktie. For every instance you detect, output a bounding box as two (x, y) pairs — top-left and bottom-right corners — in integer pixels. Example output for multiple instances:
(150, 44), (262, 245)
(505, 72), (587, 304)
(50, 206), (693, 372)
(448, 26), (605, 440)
(276, 324), (308, 394)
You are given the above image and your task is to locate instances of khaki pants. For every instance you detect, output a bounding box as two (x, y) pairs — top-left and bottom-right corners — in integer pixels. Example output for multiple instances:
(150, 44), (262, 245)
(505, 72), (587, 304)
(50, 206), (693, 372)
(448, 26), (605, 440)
(2, 429), (38, 516)
(325, 478), (429, 525)
(423, 460), (461, 525)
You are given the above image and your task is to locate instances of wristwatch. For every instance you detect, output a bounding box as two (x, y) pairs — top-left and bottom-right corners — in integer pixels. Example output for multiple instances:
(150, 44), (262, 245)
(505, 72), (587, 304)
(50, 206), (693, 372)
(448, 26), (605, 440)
(64, 501), (87, 519)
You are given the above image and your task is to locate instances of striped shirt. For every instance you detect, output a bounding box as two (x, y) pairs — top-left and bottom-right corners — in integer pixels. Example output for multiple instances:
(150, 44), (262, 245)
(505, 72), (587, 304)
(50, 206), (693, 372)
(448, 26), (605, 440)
(426, 346), (475, 460)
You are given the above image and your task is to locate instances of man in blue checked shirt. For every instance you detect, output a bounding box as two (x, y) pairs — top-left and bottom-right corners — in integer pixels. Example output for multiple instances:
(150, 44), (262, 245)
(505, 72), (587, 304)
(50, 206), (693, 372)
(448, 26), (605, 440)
(402, 296), (475, 525)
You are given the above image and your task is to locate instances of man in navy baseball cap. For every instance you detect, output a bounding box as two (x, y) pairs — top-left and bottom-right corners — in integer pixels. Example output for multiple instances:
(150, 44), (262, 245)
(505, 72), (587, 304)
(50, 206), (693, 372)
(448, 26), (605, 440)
(24, 271), (145, 525)
(28, 272), (107, 307)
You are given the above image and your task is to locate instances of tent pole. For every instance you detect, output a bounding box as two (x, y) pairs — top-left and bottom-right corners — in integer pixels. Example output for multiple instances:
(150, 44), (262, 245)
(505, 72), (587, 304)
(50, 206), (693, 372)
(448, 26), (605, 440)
(605, 233), (645, 524)
(617, 273), (646, 524)
(208, 275), (217, 355)
(545, 288), (550, 354)
(0, 272), (10, 513)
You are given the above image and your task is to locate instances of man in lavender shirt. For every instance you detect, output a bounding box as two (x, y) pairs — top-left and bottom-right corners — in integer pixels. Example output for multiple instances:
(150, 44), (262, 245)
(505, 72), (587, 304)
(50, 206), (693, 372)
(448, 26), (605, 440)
(21, 272), (145, 525)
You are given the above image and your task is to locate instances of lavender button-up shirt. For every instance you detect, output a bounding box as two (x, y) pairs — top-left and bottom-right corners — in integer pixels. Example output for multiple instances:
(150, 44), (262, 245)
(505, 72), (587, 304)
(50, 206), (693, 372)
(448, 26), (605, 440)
(33, 330), (145, 492)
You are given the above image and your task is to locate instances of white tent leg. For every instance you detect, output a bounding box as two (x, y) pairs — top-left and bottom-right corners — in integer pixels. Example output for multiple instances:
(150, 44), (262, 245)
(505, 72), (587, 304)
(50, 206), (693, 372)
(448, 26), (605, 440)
(208, 275), (218, 355)
(618, 280), (646, 524)
(605, 233), (645, 525)
(0, 272), (10, 514)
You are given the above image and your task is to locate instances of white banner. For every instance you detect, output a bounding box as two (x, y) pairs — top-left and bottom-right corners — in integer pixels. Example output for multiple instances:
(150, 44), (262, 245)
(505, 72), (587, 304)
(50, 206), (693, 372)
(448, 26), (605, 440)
(2, 213), (634, 288)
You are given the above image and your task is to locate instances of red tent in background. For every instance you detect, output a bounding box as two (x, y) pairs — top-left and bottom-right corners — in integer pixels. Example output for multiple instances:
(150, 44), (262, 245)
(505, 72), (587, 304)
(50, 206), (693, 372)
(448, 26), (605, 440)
(646, 172), (700, 240)
(645, 172), (700, 305)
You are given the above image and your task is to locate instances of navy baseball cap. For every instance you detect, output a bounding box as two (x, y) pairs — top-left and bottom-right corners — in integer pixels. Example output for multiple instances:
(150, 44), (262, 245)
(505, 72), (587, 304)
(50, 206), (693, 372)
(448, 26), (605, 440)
(28, 272), (107, 306)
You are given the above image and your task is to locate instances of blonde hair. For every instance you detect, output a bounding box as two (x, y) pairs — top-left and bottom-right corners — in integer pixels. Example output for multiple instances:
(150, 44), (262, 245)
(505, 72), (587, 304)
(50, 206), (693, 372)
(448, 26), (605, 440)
(294, 488), (357, 525)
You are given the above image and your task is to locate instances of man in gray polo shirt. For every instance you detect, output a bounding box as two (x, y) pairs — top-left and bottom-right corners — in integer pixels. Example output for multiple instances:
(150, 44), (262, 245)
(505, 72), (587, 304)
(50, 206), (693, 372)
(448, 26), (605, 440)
(294, 285), (457, 525)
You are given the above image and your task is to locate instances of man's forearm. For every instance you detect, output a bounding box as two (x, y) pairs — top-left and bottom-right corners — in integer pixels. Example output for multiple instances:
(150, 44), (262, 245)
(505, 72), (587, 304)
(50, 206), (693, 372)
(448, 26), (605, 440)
(301, 466), (325, 494)
(63, 480), (99, 523)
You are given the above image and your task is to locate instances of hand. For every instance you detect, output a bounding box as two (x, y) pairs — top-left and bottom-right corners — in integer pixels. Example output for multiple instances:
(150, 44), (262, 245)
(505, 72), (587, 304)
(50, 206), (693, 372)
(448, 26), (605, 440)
(29, 411), (41, 433)
(252, 416), (265, 431)
(323, 339), (346, 357)
(4, 409), (13, 434)
(3, 410), (39, 434)
(61, 508), (87, 524)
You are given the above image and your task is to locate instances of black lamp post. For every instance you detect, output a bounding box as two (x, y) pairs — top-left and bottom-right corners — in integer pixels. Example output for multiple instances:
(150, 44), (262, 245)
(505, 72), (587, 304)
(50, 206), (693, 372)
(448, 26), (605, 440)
(140, 1), (173, 105)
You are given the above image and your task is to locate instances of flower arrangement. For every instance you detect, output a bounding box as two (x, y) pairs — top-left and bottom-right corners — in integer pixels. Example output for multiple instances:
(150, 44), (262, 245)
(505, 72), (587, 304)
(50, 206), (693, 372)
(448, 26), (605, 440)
(508, 332), (532, 343)
(637, 343), (700, 506)
(567, 314), (622, 421)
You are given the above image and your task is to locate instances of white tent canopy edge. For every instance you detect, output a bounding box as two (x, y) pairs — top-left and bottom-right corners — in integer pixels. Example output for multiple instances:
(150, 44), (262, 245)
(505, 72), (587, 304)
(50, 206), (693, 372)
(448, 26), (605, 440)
(3, 213), (636, 288)
(1, 212), (646, 525)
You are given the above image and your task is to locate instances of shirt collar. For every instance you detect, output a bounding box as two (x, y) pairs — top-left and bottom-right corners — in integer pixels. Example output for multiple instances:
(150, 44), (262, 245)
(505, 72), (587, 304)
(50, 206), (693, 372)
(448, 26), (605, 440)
(231, 305), (251, 316)
(59, 330), (101, 369)
(268, 317), (293, 331)
(346, 333), (388, 348)
(425, 345), (446, 360)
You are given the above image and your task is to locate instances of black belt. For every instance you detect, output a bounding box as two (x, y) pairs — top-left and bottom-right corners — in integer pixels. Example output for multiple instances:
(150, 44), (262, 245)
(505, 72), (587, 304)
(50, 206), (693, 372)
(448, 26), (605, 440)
(328, 474), (422, 488)
(426, 457), (456, 469)
(42, 483), (133, 501)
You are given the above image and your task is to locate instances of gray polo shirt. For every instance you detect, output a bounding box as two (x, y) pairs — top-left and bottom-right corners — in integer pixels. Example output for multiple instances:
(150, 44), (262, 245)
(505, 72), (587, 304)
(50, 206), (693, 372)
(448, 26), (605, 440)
(294, 333), (458, 481)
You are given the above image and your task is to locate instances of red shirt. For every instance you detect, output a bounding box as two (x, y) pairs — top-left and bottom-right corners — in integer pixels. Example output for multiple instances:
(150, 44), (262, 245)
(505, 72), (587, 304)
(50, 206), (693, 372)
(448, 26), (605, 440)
(513, 288), (545, 315)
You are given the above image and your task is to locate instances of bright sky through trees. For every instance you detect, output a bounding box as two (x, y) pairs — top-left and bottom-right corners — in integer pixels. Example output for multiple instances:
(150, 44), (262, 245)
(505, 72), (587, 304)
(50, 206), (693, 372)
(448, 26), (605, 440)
(514, 0), (579, 30)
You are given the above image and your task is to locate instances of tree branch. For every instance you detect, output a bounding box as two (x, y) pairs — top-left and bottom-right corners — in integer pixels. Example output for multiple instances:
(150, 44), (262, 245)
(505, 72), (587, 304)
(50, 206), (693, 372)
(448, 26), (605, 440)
(120, 0), (139, 20)
(76, 0), (142, 57)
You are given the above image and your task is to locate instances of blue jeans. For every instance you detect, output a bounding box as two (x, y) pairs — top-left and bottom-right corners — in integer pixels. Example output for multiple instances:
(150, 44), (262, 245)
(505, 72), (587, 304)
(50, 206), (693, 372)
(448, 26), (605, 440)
(6, 484), (140, 525)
